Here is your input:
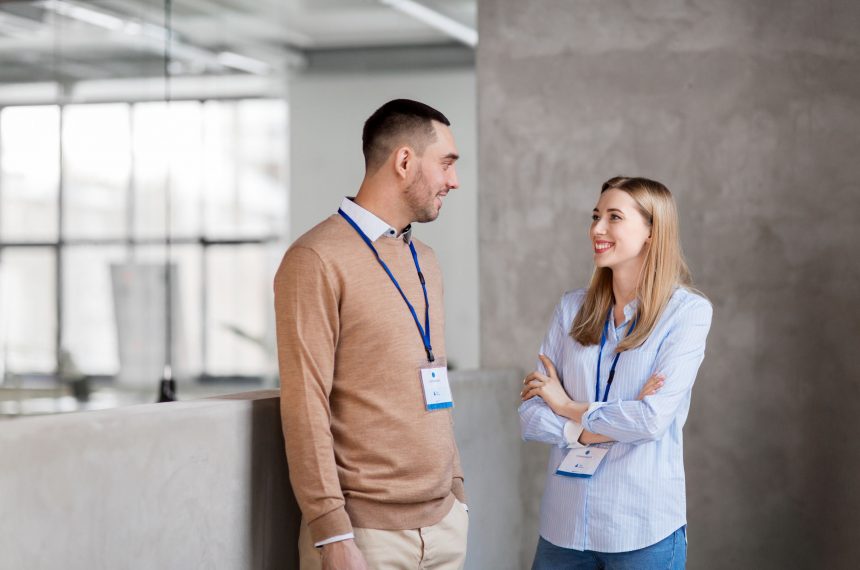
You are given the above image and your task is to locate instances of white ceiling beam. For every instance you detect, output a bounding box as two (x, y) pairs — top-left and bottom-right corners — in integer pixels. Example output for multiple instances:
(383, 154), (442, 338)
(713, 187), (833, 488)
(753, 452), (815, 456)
(378, 0), (477, 47)
(0, 75), (287, 106)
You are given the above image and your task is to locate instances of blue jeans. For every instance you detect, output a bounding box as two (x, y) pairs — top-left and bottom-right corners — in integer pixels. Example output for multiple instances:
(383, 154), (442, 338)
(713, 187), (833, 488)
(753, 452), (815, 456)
(532, 526), (686, 570)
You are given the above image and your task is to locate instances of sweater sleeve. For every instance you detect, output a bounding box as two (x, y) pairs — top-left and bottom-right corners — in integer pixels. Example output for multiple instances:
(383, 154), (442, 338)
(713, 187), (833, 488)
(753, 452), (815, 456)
(427, 244), (467, 504)
(274, 245), (352, 543)
(451, 434), (467, 504)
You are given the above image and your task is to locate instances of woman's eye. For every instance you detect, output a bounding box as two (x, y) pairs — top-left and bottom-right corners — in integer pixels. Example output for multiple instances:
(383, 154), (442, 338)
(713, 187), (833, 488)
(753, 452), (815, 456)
(591, 214), (599, 221)
(610, 214), (621, 221)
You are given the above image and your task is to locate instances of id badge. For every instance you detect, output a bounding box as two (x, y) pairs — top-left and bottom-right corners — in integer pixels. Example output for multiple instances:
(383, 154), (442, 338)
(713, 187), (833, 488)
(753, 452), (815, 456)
(419, 365), (453, 411)
(555, 446), (609, 478)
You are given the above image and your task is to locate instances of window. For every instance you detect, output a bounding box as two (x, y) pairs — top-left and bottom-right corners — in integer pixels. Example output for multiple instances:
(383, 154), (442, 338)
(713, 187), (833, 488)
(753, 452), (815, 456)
(0, 99), (288, 389)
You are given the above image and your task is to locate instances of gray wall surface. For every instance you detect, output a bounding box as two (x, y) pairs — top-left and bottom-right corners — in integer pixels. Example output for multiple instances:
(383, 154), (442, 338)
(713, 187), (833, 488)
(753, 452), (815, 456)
(1, 372), (534, 569)
(289, 68), (480, 370)
(477, 1), (860, 569)
(450, 369), (545, 569)
(0, 391), (301, 570)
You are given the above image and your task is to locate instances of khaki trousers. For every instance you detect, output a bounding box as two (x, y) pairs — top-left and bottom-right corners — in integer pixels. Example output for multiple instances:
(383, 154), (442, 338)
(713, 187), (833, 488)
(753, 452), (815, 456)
(299, 499), (469, 570)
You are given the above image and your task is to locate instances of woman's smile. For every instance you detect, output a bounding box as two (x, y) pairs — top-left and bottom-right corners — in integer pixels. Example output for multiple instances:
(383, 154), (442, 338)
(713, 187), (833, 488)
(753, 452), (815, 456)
(593, 240), (614, 254)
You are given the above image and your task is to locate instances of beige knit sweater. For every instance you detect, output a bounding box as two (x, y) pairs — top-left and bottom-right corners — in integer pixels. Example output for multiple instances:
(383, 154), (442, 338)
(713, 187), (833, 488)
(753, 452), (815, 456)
(274, 214), (466, 543)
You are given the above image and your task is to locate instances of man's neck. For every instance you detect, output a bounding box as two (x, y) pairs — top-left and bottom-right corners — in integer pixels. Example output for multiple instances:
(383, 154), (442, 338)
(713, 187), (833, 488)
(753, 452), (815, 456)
(354, 186), (410, 232)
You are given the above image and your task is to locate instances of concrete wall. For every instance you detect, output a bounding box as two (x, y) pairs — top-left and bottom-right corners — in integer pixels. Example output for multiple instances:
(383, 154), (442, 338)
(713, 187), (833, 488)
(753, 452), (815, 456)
(0, 391), (300, 569)
(450, 369), (542, 569)
(289, 68), (479, 370)
(0, 372), (531, 569)
(478, 2), (860, 568)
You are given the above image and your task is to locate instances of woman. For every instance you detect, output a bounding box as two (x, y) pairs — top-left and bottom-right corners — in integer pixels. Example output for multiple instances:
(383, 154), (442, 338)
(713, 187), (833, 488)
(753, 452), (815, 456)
(519, 176), (712, 569)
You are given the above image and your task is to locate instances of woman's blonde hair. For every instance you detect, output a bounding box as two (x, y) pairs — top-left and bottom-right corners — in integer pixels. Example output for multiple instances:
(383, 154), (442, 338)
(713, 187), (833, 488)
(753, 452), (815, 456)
(571, 176), (692, 351)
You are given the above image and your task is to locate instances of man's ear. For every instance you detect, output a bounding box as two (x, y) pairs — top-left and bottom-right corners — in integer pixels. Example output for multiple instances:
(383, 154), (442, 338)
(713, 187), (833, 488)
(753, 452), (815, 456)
(394, 146), (413, 180)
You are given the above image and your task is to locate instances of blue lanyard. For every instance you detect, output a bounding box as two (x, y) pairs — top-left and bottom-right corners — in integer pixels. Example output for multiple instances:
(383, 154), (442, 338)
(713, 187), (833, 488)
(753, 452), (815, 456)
(338, 209), (434, 363)
(595, 310), (637, 402)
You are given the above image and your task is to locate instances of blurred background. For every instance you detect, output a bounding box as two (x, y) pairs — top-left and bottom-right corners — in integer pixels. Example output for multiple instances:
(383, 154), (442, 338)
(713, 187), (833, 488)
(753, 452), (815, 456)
(3, 1), (860, 568)
(0, 0), (478, 416)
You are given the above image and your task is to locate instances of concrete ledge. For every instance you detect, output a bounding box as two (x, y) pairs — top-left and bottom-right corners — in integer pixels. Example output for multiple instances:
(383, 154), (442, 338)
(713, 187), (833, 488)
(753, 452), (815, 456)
(1, 370), (534, 569)
(0, 390), (300, 570)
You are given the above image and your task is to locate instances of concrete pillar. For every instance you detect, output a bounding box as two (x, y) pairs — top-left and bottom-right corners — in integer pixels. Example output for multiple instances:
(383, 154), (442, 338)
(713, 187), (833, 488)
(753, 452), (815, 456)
(478, 2), (860, 567)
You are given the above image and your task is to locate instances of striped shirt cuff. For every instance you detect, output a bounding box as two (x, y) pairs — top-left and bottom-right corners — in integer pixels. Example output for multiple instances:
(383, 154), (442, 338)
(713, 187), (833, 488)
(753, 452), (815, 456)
(581, 402), (607, 433)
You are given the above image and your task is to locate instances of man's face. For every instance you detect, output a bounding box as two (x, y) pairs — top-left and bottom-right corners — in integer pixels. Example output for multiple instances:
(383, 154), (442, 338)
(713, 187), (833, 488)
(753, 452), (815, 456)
(404, 121), (460, 223)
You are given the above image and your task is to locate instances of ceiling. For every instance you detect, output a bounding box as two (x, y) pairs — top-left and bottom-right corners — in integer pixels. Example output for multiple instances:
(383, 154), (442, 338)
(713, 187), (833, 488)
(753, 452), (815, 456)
(0, 0), (477, 89)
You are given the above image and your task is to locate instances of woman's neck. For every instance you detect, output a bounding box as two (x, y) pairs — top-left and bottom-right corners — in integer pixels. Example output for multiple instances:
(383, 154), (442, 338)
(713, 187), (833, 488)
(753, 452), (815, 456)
(611, 264), (641, 326)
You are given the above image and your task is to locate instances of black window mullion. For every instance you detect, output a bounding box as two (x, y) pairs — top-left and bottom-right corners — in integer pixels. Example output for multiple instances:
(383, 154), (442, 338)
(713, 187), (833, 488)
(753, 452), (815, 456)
(55, 103), (65, 383)
(199, 100), (208, 380)
(127, 102), (136, 262)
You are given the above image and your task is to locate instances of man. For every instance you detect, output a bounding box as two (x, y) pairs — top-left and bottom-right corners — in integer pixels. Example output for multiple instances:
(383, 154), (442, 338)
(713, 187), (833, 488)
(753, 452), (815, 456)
(274, 99), (468, 570)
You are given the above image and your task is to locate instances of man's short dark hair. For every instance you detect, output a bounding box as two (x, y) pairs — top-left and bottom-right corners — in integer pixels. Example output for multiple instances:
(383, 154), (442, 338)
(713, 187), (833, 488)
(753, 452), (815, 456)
(362, 99), (450, 173)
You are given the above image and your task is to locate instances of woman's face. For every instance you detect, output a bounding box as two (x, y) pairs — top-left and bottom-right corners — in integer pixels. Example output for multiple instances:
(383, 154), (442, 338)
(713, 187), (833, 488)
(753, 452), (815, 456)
(590, 189), (652, 272)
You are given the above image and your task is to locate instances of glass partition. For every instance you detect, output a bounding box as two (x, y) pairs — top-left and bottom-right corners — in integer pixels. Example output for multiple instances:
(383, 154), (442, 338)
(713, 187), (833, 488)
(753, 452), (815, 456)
(0, 0), (290, 415)
(0, 105), (60, 242)
(0, 0), (476, 416)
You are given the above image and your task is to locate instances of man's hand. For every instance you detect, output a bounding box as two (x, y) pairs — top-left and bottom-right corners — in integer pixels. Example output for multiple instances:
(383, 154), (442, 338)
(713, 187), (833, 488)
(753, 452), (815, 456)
(320, 539), (368, 570)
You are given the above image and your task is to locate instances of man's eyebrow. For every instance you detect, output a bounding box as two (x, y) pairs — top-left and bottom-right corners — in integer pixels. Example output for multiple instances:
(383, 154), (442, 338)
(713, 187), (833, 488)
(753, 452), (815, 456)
(442, 153), (459, 160)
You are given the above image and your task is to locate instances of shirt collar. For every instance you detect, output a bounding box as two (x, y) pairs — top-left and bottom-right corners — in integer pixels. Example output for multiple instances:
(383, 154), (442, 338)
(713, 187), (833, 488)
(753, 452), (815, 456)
(621, 299), (639, 324)
(609, 298), (640, 330)
(339, 197), (412, 243)
(608, 299), (638, 340)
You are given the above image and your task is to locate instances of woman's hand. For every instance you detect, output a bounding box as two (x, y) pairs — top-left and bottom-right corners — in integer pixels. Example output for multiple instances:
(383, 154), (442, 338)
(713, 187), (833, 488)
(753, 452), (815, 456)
(521, 354), (587, 421)
(637, 373), (665, 400)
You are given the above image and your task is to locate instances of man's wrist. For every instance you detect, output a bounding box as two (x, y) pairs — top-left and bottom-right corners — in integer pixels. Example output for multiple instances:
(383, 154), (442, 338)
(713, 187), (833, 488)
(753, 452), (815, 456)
(315, 533), (355, 548)
(320, 537), (357, 555)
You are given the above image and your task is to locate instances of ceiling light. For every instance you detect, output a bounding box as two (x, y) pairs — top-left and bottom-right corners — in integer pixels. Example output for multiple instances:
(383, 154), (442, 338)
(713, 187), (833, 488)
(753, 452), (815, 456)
(216, 52), (271, 76)
(39, 0), (126, 32)
(379, 0), (477, 48)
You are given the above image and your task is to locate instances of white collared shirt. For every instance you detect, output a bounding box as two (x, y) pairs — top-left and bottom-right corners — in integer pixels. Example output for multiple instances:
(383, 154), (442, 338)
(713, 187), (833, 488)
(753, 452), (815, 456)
(339, 197), (411, 242)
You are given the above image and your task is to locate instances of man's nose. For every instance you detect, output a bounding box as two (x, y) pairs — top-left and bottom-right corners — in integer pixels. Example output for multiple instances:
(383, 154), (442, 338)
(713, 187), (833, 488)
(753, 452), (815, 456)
(448, 167), (460, 189)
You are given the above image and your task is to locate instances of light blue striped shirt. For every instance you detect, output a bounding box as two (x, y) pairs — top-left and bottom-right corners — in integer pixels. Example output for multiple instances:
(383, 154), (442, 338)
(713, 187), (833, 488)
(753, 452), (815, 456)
(519, 286), (712, 553)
